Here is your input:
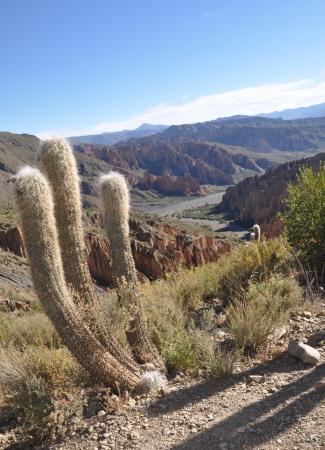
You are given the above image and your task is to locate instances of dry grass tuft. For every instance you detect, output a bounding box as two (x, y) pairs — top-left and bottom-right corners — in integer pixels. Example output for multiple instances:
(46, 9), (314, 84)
(228, 274), (302, 354)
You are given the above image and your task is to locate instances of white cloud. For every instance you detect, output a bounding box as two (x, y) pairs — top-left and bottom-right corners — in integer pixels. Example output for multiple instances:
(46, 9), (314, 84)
(37, 79), (325, 139)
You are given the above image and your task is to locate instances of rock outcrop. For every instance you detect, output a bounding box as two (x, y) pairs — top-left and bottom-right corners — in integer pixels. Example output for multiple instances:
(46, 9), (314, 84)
(137, 171), (202, 196)
(216, 152), (325, 238)
(0, 218), (230, 286)
(0, 226), (25, 257)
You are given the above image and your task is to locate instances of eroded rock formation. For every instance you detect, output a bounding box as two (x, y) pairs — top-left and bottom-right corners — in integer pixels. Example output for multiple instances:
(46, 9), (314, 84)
(137, 171), (202, 195)
(1, 217), (230, 286)
(216, 152), (325, 238)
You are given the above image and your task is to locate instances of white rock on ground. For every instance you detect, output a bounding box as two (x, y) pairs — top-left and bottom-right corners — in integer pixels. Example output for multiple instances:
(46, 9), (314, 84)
(288, 340), (321, 365)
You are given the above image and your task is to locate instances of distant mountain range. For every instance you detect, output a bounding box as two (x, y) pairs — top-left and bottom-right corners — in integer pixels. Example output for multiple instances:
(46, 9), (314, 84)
(260, 102), (325, 120)
(69, 123), (168, 145)
(74, 114), (325, 196)
(68, 102), (325, 147)
(162, 116), (325, 153)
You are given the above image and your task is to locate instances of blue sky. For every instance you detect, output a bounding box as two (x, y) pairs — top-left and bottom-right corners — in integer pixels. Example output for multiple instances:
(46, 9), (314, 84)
(1, 0), (325, 136)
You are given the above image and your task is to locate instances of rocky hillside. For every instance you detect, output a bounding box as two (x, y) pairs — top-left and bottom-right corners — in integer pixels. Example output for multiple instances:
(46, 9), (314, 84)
(3, 118), (321, 201)
(0, 132), (118, 207)
(0, 132), (40, 201)
(72, 115), (325, 196)
(0, 131), (263, 200)
(75, 136), (265, 192)
(163, 116), (325, 153)
(216, 152), (325, 237)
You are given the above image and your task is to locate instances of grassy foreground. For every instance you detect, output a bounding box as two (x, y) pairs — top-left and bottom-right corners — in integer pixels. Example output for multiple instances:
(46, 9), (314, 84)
(0, 239), (310, 440)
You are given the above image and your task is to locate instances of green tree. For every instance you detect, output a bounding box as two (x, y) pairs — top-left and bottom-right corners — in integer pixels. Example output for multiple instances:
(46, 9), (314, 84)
(282, 164), (325, 270)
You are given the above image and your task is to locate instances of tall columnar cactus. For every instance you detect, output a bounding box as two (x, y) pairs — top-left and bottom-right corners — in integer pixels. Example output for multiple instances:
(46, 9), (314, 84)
(13, 167), (139, 390)
(100, 172), (165, 369)
(39, 139), (139, 375)
(252, 224), (261, 242)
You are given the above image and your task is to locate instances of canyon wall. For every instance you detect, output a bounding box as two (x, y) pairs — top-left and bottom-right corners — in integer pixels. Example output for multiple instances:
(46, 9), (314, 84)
(216, 152), (325, 238)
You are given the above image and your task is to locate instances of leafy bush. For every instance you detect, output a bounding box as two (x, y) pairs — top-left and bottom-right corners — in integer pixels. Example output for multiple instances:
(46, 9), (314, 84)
(282, 165), (325, 270)
(228, 274), (302, 354)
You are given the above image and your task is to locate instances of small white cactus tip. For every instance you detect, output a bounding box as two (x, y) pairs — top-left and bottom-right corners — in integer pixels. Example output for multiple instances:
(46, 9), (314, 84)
(135, 370), (166, 394)
(99, 171), (127, 189)
(39, 137), (71, 157)
(14, 166), (40, 182)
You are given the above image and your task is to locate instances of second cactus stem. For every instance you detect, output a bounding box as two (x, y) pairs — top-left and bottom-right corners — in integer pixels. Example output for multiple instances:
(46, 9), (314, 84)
(100, 172), (165, 370)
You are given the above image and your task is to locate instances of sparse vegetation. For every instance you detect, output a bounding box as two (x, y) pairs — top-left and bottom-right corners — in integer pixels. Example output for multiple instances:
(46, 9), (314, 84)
(215, 239), (292, 304)
(228, 274), (302, 354)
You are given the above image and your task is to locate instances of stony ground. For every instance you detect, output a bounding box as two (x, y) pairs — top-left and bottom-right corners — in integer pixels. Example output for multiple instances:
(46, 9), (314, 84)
(2, 307), (325, 450)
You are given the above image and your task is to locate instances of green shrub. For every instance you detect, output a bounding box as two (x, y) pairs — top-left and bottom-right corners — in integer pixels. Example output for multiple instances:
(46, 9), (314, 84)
(228, 274), (302, 354)
(282, 165), (325, 270)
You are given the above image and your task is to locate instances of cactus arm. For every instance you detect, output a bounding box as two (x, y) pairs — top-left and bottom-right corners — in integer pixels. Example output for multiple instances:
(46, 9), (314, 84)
(39, 138), (95, 304)
(100, 172), (165, 370)
(99, 172), (138, 286)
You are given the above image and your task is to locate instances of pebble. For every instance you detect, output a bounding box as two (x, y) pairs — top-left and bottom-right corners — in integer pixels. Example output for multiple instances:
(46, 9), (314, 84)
(273, 325), (288, 341)
(129, 430), (140, 440)
(248, 375), (264, 383)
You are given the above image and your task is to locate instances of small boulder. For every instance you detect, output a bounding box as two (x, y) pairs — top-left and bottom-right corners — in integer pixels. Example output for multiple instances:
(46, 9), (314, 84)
(273, 325), (288, 342)
(288, 341), (320, 365)
(248, 375), (264, 384)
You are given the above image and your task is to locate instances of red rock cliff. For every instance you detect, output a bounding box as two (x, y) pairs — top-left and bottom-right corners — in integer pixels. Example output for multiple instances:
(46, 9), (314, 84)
(1, 218), (230, 286)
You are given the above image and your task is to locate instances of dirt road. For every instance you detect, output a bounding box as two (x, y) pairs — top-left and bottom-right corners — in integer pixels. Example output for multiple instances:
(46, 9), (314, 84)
(133, 192), (225, 216)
